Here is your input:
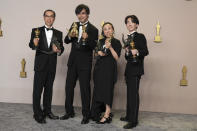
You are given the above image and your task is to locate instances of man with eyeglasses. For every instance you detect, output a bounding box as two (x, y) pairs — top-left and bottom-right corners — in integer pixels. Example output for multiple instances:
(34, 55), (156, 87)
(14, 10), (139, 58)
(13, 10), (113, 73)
(29, 9), (64, 124)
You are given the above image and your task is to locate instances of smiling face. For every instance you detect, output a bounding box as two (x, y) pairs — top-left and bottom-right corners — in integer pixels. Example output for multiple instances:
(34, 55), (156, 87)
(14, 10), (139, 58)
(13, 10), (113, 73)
(44, 11), (55, 27)
(77, 9), (89, 24)
(126, 18), (138, 33)
(103, 24), (114, 38)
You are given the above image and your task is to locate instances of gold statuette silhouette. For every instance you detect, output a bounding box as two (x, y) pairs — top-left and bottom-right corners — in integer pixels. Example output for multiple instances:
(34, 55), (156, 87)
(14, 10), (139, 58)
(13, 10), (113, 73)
(20, 58), (27, 78)
(154, 21), (162, 43)
(35, 28), (40, 38)
(0, 18), (3, 37)
(180, 66), (188, 86)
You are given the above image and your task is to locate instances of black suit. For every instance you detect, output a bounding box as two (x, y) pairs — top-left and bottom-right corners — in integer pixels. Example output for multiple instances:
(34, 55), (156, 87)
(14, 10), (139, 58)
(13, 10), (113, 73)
(124, 32), (148, 124)
(64, 22), (98, 117)
(29, 26), (64, 117)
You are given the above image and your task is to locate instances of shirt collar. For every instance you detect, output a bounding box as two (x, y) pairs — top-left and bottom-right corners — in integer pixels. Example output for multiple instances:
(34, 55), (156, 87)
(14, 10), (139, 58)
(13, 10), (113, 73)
(79, 21), (89, 26)
(45, 25), (53, 29)
(128, 30), (136, 36)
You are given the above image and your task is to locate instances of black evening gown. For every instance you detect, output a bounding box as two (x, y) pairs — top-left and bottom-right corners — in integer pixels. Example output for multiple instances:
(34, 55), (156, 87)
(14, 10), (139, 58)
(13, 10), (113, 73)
(93, 37), (122, 107)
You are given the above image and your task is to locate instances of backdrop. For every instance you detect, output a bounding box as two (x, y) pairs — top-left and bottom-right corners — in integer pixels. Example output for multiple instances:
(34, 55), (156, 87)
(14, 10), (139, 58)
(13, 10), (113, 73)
(0, 0), (197, 114)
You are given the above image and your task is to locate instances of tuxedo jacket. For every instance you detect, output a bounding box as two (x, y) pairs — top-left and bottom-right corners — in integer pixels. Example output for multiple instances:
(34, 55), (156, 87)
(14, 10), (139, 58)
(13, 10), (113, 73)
(64, 22), (98, 69)
(29, 26), (64, 73)
(125, 32), (149, 77)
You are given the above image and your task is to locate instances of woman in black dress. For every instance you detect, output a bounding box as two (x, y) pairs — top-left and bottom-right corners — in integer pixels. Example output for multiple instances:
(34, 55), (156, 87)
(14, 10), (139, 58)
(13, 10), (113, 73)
(91, 22), (122, 124)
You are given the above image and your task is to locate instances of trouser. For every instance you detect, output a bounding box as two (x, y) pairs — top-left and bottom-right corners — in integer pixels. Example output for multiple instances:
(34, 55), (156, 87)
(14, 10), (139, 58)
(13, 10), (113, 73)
(126, 76), (141, 123)
(65, 64), (91, 117)
(33, 71), (55, 116)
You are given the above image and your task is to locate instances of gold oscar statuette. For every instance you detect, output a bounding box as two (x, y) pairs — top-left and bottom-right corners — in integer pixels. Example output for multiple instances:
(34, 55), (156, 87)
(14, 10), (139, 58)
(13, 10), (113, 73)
(95, 21), (105, 55)
(82, 25), (87, 45)
(99, 21), (105, 40)
(154, 21), (162, 43)
(130, 41), (136, 57)
(180, 66), (188, 86)
(130, 41), (138, 63)
(35, 28), (40, 38)
(0, 18), (3, 37)
(69, 22), (78, 38)
(20, 58), (27, 78)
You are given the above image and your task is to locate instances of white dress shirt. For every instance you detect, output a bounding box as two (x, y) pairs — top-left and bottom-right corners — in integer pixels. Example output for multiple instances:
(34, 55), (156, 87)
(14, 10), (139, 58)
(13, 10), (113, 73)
(128, 30), (136, 36)
(78, 21), (88, 42)
(44, 25), (53, 48)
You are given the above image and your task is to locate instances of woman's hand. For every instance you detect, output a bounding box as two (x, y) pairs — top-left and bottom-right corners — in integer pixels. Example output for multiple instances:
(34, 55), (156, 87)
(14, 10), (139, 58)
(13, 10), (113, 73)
(125, 47), (129, 53)
(105, 39), (111, 49)
(98, 51), (105, 56)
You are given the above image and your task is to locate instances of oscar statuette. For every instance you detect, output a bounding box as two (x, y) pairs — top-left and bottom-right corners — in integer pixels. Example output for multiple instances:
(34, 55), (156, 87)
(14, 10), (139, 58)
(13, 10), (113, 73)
(20, 58), (27, 78)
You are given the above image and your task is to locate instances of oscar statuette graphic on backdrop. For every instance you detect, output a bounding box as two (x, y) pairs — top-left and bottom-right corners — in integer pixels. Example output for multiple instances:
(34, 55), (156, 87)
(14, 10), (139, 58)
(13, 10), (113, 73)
(0, 18), (3, 37)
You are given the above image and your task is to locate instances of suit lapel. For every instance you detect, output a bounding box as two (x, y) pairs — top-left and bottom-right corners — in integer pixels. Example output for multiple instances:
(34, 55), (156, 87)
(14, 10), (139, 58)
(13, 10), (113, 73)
(86, 22), (91, 34)
(50, 29), (56, 48)
(134, 32), (139, 48)
(77, 22), (80, 33)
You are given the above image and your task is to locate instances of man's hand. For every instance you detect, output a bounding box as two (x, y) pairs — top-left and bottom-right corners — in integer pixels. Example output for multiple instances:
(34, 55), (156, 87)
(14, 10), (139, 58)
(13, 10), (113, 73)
(33, 38), (39, 47)
(82, 32), (88, 40)
(52, 44), (61, 53)
(68, 32), (77, 38)
(131, 49), (138, 56)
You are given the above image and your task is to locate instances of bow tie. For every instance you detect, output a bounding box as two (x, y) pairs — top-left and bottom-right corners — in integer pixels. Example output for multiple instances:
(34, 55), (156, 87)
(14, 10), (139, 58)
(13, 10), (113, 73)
(128, 33), (135, 39)
(46, 27), (53, 31)
(79, 23), (88, 26)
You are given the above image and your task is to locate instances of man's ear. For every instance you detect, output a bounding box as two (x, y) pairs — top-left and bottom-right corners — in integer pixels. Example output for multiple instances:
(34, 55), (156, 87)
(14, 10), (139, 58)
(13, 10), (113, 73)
(136, 24), (139, 29)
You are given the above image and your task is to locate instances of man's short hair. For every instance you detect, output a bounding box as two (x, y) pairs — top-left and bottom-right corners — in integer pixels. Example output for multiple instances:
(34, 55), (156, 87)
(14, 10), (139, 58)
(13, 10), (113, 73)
(43, 9), (56, 17)
(125, 15), (139, 25)
(75, 4), (90, 15)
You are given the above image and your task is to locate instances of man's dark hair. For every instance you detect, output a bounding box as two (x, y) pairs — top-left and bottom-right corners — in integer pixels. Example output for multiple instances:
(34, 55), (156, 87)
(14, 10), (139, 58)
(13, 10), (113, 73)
(75, 4), (90, 15)
(125, 15), (139, 25)
(43, 9), (56, 17)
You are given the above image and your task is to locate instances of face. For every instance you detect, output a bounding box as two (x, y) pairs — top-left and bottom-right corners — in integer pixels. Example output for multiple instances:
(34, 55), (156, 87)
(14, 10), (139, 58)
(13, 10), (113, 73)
(77, 9), (89, 23)
(44, 11), (55, 27)
(103, 24), (114, 38)
(126, 18), (138, 32)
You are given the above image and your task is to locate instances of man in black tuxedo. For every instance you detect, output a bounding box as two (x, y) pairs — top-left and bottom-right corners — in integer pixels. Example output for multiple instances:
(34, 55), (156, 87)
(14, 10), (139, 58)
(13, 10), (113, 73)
(120, 15), (149, 129)
(29, 9), (64, 124)
(60, 4), (98, 124)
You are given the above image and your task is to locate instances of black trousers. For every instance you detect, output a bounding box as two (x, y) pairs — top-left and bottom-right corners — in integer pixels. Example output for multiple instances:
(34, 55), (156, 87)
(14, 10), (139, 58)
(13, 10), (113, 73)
(125, 75), (141, 123)
(65, 63), (91, 117)
(33, 71), (55, 116)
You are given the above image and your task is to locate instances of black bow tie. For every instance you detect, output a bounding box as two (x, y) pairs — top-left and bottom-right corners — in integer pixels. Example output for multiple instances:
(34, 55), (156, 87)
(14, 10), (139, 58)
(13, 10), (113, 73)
(128, 34), (134, 39)
(46, 27), (53, 31)
(79, 23), (88, 26)
(128, 33), (135, 39)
